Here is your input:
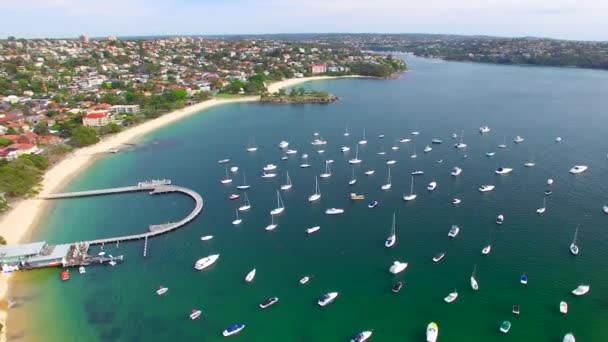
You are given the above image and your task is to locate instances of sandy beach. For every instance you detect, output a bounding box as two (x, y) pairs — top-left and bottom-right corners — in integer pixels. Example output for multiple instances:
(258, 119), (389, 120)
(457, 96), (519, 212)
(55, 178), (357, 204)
(0, 75), (362, 340)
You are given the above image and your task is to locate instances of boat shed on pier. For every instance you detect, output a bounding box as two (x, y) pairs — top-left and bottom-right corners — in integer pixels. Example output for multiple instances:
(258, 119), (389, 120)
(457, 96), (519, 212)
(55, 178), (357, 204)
(0, 242), (71, 272)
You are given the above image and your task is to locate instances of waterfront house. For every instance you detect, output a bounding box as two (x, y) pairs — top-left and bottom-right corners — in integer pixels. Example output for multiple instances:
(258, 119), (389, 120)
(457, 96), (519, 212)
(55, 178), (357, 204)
(82, 112), (113, 127)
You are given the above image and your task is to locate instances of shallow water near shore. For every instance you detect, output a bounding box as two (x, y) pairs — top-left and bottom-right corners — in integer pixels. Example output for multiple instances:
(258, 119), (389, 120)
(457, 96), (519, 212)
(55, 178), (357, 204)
(9, 55), (608, 342)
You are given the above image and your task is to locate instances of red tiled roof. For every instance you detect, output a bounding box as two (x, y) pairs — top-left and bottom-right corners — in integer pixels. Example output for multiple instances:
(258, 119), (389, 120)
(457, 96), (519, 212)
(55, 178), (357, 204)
(84, 112), (109, 119)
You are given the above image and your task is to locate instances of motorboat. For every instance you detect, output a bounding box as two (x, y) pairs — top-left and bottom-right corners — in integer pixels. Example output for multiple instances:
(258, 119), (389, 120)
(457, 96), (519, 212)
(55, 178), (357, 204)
(432, 252), (445, 263)
(512, 305), (520, 315)
(411, 170), (424, 175)
(385, 213), (397, 248)
(311, 138), (327, 146)
(286, 149), (298, 155)
(431, 139), (443, 144)
(381, 168), (392, 190)
(61, 270), (69, 281)
(570, 226), (580, 256)
(471, 265), (479, 291)
(392, 281), (403, 293)
(280, 171), (293, 191)
(482, 245), (492, 255)
(341, 146), (351, 153)
(320, 162), (332, 178)
(364, 170), (375, 175)
(263, 164), (277, 171)
(156, 286), (168, 295)
(229, 194), (240, 200)
(569, 165), (588, 174)
(556, 136), (563, 142)
(451, 166), (462, 176)
(194, 254), (220, 270)
(403, 176), (417, 201)
(278, 141), (289, 149)
(230, 166), (239, 173)
(350, 330), (373, 342)
(520, 274), (528, 285)
(496, 214), (504, 225)
(318, 292), (339, 306)
(386, 159), (397, 165)
(399, 138), (411, 143)
(317, 149), (325, 154)
(200, 235), (214, 241)
(572, 284), (590, 296)
(391, 146), (399, 151)
(479, 125), (491, 133)
(424, 145), (432, 153)
(300, 163), (311, 168)
(349, 145), (362, 164)
(547, 178), (554, 185)
(563, 333), (575, 342)
(495, 167), (513, 175)
(302, 154), (309, 159)
(367, 201), (379, 209)
(232, 209), (242, 225)
(451, 133), (458, 139)
(299, 276), (310, 285)
(236, 173), (251, 190)
(389, 261), (408, 274)
(79, 266), (86, 274)
(536, 197), (547, 214)
(603, 205), (608, 214)
(238, 193), (251, 211)
(350, 193), (365, 200)
(560, 301), (568, 314)
(189, 309), (202, 320)
(306, 226), (321, 234)
(545, 189), (553, 195)
(378, 134), (385, 138)
(326, 208), (345, 215)
(245, 268), (256, 283)
(452, 198), (462, 205)
(265, 215), (278, 231)
(261, 172), (277, 178)
(486, 152), (495, 157)
(218, 159), (230, 164)
(444, 290), (458, 303)
(448, 225), (460, 238)
(426, 322), (439, 342)
(427, 181), (437, 191)
(220, 168), (232, 184)
(478, 185), (495, 192)
(308, 177), (321, 202)
(514, 136), (524, 143)
(499, 321), (511, 334)
(260, 297), (279, 309)
(524, 162), (536, 167)
(222, 324), (245, 337)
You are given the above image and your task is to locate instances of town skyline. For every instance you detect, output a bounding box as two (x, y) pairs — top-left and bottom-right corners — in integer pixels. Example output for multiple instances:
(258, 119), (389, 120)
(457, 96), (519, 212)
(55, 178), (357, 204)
(4, 0), (607, 41)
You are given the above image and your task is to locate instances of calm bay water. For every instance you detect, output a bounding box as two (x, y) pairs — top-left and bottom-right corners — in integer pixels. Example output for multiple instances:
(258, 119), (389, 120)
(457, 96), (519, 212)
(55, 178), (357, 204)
(9, 56), (608, 342)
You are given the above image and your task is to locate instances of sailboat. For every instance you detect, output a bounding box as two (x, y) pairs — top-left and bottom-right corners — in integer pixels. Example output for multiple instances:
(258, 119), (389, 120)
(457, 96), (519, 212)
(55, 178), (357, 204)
(320, 162), (332, 178)
(270, 190), (285, 215)
(569, 226), (579, 255)
(381, 168), (392, 190)
(470, 265), (479, 291)
(348, 168), (357, 185)
(265, 214), (277, 231)
(238, 192), (251, 211)
(385, 213), (397, 248)
(245, 268), (256, 282)
(246, 137), (258, 152)
(348, 144), (362, 164)
(280, 171), (292, 191)
(403, 176), (417, 201)
(454, 130), (467, 148)
(536, 196), (547, 214)
(220, 168), (232, 184)
(358, 129), (367, 145)
(377, 145), (386, 155)
(236, 173), (251, 190)
(232, 209), (242, 225)
(481, 231), (492, 255)
(410, 145), (417, 159)
(524, 154), (536, 167)
(308, 176), (321, 202)
(344, 124), (350, 137)
(498, 135), (507, 148)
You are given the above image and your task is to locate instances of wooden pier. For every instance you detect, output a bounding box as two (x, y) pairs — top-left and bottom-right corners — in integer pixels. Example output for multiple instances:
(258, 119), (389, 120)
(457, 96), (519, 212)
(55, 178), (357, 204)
(42, 180), (203, 246)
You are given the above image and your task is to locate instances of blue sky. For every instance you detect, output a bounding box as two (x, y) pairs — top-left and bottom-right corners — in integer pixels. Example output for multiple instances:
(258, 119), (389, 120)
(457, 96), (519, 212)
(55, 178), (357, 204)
(3, 0), (606, 40)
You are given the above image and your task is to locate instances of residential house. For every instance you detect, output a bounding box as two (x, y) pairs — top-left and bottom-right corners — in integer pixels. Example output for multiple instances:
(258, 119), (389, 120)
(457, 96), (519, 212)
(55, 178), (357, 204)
(82, 112), (113, 127)
(309, 63), (327, 74)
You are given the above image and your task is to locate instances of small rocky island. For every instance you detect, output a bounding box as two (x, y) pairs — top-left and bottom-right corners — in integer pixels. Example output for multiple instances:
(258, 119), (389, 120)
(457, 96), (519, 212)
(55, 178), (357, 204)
(261, 87), (338, 104)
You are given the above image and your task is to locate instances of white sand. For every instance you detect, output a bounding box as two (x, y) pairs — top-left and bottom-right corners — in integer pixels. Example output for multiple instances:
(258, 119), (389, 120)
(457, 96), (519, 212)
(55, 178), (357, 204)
(0, 75), (361, 340)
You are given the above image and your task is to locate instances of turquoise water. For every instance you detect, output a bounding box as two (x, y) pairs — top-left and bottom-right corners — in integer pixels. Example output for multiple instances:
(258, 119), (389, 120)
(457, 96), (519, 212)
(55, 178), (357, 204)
(9, 56), (608, 342)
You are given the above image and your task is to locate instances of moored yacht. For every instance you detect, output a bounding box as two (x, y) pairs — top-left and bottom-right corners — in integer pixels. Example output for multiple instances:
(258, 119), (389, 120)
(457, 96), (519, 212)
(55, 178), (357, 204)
(367, 200), (378, 208)
(603, 205), (608, 214)
(306, 226), (321, 234)
(570, 226), (580, 256)
(349, 145), (362, 164)
(392, 281), (404, 293)
(448, 225), (460, 238)
(520, 274), (528, 285)
(269, 190), (285, 215)
(364, 170), (375, 175)
(569, 165), (588, 174)
(479, 125), (491, 133)
(260, 297), (279, 309)
(230, 166), (239, 173)
(471, 265), (479, 291)
(433, 252), (446, 263)
(232, 209), (242, 225)
(194, 254), (220, 270)
(486, 152), (495, 157)
(245, 268), (256, 283)
(496, 214), (504, 225)
(220, 168), (232, 184)
(389, 261), (408, 274)
(431, 139), (443, 144)
(286, 149), (298, 155)
(498, 136), (507, 148)
(278, 140), (289, 149)
(495, 167), (513, 175)
(200, 235), (213, 241)
(560, 301), (568, 314)
(238, 193), (251, 211)
(308, 176), (321, 202)
(444, 290), (458, 303)
(427, 181), (437, 191)
(261, 172), (276, 178)
(424, 145), (432, 153)
(452, 198), (462, 205)
(499, 321), (511, 333)
(320, 162), (332, 178)
(189, 309), (202, 320)
(403, 176), (417, 201)
(325, 208), (344, 215)
(280, 171), (293, 191)
(478, 185), (495, 192)
(563, 333), (575, 342)
(451, 166), (462, 176)
(318, 292), (339, 306)
(514, 135), (524, 143)
(454, 131), (467, 148)
(265, 214), (278, 231)
(222, 324), (245, 337)
(381, 168), (392, 190)
(341, 146), (351, 153)
(426, 322), (439, 342)
(385, 213), (397, 248)
(350, 330), (373, 342)
(482, 244), (492, 255)
(572, 284), (590, 296)
(218, 158), (230, 164)
(299, 276), (310, 285)
(156, 286), (168, 296)
(236, 173), (251, 190)
(536, 196), (547, 214)
(358, 129), (368, 145)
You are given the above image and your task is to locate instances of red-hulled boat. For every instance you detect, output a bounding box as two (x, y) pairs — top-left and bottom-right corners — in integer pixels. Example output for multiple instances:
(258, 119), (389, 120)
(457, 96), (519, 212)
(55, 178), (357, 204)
(61, 270), (70, 281)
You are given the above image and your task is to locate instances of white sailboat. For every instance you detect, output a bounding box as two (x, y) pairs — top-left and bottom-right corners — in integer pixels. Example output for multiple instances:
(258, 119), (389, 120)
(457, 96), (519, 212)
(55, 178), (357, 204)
(381, 168), (392, 190)
(348, 168), (357, 185)
(232, 209), (242, 225)
(280, 171), (292, 191)
(238, 192), (251, 211)
(385, 213), (397, 248)
(236, 173), (251, 190)
(403, 176), (417, 201)
(471, 265), (479, 291)
(265, 214), (278, 231)
(348, 144), (362, 164)
(220, 168), (232, 184)
(320, 162), (332, 178)
(246, 137), (258, 152)
(245, 268), (256, 282)
(536, 196), (547, 214)
(344, 124), (350, 137)
(410, 145), (417, 159)
(570, 226), (579, 255)
(358, 129), (367, 145)
(308, 176), (321, 202)
(270, 190), (285, 215)
(454, 130), (467, 149)
(498, 136), (507, 148)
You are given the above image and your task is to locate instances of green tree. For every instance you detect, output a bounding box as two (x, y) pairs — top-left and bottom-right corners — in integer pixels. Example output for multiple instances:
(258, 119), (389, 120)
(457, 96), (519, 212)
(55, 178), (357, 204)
(71, 126), (99, 147)
(33, 121), (49, 135)
(107, 122), (121, 134)
(0, 138), (12, 147)
(0, 235), (6, 245)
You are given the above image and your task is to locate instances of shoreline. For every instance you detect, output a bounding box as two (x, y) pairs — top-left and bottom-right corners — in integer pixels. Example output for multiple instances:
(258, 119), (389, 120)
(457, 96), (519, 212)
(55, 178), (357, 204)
(0, 75), (364, 341)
